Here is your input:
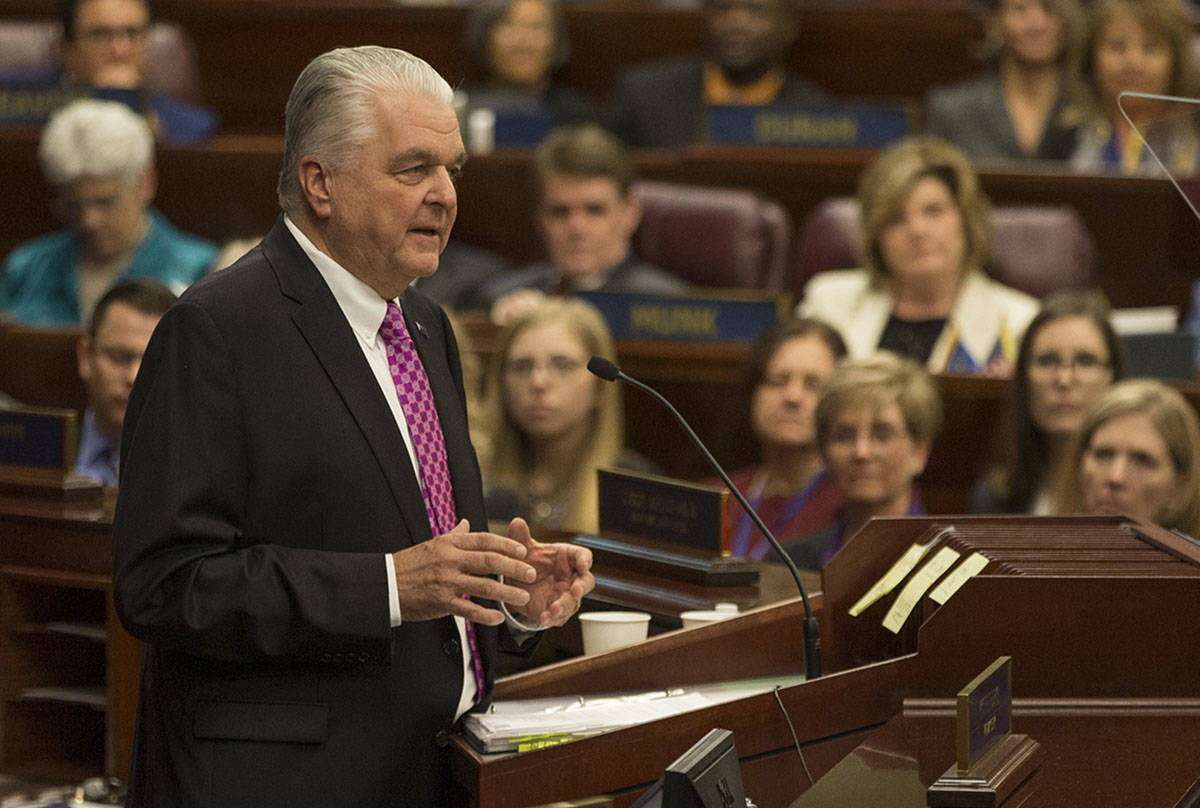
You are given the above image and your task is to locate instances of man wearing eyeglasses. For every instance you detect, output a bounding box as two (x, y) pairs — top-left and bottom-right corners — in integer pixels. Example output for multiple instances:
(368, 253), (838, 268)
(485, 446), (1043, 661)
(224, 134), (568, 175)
(74, 278), (176, 486)
(0, 98), (215, 327)
(58, 0), (218, 143)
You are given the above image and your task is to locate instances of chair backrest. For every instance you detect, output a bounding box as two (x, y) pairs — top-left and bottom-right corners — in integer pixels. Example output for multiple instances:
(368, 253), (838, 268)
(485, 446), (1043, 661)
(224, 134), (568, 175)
(0, 19), (202, 104)
(788, 196), (1096, 302)
(631, 180), (793, 292)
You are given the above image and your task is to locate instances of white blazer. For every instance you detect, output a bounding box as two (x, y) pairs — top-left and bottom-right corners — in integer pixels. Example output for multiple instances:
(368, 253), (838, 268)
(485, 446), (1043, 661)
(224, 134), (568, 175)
(798, 269), (1038, 373)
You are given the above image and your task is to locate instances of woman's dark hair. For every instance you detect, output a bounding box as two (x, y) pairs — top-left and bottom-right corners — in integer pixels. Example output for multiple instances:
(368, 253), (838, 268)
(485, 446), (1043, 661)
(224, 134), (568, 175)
(463, 0), (571, 79)
(986, 288), (1125, 508)
(746, 316), (848, 395)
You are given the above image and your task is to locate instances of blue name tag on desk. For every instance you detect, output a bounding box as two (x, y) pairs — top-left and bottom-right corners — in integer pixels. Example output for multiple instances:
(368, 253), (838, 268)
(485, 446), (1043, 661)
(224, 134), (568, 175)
(576, 291), (781, 342)
(708, 103), (910, 148)
(493, 108), (552, 148)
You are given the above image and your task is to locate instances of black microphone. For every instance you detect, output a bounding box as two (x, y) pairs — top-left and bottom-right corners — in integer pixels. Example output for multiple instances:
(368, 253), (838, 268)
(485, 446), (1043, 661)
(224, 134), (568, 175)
(587, 356), (822, 680)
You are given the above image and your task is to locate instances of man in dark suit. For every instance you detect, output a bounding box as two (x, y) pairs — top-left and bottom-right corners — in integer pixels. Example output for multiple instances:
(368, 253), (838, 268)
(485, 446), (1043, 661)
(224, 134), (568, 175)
(607, 0), (826, 149)
(112, 46), (593, 807)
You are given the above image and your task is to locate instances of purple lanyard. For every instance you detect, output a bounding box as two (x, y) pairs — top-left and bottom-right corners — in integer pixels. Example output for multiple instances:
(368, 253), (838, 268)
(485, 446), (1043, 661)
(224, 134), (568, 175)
(732, 470), (827, 559)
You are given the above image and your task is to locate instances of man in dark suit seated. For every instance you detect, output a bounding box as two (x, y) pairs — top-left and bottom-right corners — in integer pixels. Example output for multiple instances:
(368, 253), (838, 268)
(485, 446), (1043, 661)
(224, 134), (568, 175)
(606, 0), (826, 149)
(74, 277), (175, 487)
(476, 123), (687, 323)
(111, 45), (593, 807)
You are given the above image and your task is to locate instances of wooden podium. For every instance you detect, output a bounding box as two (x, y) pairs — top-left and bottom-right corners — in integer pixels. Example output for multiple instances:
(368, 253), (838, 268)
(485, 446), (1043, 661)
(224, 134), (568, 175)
(452, 514), (1200, 808)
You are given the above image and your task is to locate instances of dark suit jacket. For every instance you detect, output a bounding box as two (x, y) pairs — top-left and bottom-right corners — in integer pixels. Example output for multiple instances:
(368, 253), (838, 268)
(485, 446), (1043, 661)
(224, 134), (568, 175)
(473, 255), (688, 309)
(923, 69), (1076, 163)
(607, 57), (827, 149)
(113, 219), (504, 807)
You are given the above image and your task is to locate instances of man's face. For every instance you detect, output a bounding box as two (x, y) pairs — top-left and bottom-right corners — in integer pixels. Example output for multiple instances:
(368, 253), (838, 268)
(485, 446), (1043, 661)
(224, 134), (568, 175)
(64, 0), (151, 89)
(706, 0), (797, 80)
(58, 172), (153, 261)
(77, 300), (160, 441)
(318, 91), (464, 299)
(537, 174), (640, 279)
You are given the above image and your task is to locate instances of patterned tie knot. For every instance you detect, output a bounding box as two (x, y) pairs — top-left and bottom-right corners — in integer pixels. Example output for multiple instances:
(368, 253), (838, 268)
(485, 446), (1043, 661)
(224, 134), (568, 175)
(380, 300), (412, 346)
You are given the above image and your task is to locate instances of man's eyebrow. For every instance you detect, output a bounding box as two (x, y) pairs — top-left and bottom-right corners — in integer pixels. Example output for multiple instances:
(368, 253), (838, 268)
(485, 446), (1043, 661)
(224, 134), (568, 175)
(386, 149), (467, 171)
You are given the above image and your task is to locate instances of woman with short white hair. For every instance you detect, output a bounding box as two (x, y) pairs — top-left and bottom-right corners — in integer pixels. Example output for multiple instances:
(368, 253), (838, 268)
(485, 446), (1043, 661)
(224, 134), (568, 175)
(1, 98), (216, 326)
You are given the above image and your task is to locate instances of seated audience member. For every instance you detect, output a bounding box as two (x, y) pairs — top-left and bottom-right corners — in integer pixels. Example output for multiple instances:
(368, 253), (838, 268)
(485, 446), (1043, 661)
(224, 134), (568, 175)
(1067, 0), (1200, 176)
(972, 290), (1124, 514)
(799, 136), (1038, 374)
(606, 0), (825, 149)
(1054, 379), (1200, 537)
(786, 352), (943, 571)
(924, 0), (1083, 163)
(412, 240), (511, 311)
(477, 298), (655, 535)
(476, 124), (687, 323)
(459, 0), (598, 132)
(58, 0), (217, 142)
(1, 99), (215, 327)
(723, 316), (847, 560)
(75, 278), (176, 487)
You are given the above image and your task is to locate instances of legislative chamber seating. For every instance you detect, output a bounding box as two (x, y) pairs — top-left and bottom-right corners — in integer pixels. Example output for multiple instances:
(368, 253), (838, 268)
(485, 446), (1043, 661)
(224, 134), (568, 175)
(788, 196), (1097, 301)
(631, 180), (793, 292)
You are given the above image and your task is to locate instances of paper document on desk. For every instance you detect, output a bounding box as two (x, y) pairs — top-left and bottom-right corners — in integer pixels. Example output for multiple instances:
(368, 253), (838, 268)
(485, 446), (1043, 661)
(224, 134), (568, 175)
(464, 678), (803, 753)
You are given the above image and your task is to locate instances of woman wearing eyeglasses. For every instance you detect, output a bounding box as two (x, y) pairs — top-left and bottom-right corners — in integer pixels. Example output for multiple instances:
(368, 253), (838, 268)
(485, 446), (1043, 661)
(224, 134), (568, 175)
(1054, 379), (1200, 537)
(971, 290), (1124, 514)
(786, 352), (943, 571)
(476, 298), (652, 535)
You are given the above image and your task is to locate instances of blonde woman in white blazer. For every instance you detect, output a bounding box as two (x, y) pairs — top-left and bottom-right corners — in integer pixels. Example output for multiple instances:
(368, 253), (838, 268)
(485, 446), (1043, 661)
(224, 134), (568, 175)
(799, 136), (1038, 374)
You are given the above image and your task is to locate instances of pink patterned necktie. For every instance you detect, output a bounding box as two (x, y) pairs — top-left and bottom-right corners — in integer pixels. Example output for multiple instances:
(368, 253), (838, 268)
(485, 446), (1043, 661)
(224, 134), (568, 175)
(380, 301), (486, 697)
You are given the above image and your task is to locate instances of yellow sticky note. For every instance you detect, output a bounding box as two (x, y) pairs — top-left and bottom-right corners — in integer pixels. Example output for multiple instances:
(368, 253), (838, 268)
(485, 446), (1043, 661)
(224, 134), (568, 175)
(882, 546), (961, 634)
(848, 543), (931, 617)
(929, 552), (989, 605)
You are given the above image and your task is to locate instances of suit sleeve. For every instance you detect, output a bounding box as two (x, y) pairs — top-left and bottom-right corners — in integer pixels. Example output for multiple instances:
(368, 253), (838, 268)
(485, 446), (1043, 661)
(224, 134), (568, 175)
(112, 300), (393, 664)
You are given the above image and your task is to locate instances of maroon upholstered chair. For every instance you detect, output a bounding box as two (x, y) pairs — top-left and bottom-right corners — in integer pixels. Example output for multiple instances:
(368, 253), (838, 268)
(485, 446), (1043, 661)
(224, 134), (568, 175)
(788, 196), (1096, 303)
(631, 180), (793, 292)
(0, 19), (203, 104)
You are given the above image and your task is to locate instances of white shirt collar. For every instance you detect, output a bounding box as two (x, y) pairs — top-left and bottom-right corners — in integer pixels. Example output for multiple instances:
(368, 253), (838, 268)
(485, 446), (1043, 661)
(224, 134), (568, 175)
(283, 215), (395, 342)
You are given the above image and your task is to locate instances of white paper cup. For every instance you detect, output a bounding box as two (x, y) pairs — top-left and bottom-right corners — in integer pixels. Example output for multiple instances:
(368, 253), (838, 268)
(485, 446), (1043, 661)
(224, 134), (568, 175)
(578, 611), (651, 654)
(679, 609), (737, 630)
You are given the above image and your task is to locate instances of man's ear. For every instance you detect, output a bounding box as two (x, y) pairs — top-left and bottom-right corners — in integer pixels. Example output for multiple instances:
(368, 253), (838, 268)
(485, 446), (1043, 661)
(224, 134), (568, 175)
(138, 166), (157, 207)
(77, 334), (93, 385)
(299, 156), (334, 220)
(621, 194), (643, 239)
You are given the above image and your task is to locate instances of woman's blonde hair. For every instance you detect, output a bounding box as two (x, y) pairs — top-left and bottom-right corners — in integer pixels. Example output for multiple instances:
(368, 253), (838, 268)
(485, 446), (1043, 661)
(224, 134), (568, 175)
(814, 351), (944, 452)
(1054, 379), (1200, 536)
(476, 298), (623, 532)
(856, 136), (992, 284)
(1067, 0), (1200, 128)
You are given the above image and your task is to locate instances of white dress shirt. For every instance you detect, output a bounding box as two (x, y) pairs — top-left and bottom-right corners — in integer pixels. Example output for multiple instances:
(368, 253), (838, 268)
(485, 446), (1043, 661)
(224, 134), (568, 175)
(283, 217), (489, 717)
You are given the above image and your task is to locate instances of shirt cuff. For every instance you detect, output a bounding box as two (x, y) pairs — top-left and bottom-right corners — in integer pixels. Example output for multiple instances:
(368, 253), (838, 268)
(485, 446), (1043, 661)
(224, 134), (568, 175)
(384, 553), (401, 627)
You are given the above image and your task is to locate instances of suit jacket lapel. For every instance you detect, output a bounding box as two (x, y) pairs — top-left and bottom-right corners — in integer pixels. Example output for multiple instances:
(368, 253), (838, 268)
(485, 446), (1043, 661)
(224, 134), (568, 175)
(261, 220), (432, 547)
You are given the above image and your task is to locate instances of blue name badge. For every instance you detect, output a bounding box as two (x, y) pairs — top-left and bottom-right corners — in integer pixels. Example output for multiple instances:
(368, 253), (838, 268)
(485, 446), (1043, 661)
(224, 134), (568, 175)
(493, 108), (553, 148)
(0, 408), (76, 470)
(576, 291), (783, 343)
(708, 103), (910, 149)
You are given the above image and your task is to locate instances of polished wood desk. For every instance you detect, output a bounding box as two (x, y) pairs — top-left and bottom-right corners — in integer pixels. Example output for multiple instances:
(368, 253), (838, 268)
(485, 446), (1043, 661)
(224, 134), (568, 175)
(455, 514), (1200, 808)
(0, 491), (140, 783)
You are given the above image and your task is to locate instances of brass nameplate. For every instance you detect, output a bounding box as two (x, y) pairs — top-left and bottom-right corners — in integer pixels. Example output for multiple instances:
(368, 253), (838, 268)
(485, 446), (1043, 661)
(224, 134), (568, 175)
(957, 656), (1013, 774)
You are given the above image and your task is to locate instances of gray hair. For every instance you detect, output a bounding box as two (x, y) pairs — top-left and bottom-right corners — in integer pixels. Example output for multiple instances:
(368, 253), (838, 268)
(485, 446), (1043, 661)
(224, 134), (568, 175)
(277, 46), (455, 214)
(38, 99), (154, 187)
